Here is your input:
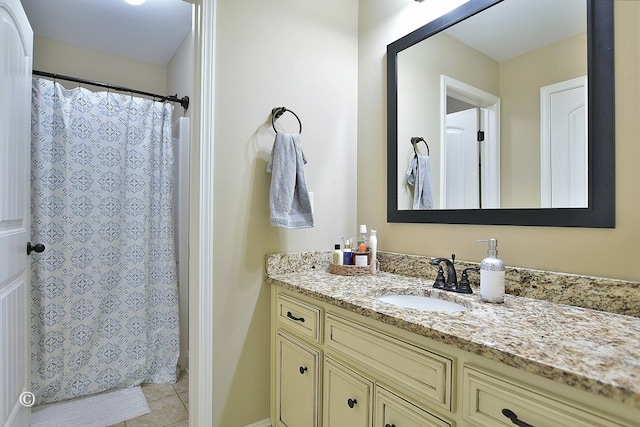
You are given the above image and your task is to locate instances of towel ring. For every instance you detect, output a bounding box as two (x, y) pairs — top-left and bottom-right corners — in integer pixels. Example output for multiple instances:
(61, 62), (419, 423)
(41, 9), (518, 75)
(272, 107), (302, 134)
(410, 136), (429, 156)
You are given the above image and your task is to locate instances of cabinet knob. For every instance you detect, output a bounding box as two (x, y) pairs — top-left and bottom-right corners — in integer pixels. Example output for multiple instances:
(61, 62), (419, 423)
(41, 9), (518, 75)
(347, 398), (357, 408)
(385, 424), (396, 427)
(502, 408), (534, 427)
(299, 366), (307, 374)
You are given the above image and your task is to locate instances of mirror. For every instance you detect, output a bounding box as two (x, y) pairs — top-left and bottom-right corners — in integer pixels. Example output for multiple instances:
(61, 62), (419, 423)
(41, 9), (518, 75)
(387, 0), (615, 227)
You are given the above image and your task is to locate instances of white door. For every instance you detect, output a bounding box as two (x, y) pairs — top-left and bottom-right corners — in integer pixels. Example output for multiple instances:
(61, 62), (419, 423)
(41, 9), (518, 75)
(540, 77), (588, 208)
(0, 0), (34, 426)
(443, 108), (479, 209)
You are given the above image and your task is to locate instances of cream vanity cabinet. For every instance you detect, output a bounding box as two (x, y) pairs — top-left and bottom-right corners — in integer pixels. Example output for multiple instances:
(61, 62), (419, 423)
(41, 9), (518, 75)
(273, 292), (323, 427)
(271, 286), (639, 427)
(272, 288), (453, 427)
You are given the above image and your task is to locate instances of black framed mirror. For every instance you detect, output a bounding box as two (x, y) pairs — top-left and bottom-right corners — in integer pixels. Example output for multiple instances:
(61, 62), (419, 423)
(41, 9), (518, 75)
(387, 0), (614, 227)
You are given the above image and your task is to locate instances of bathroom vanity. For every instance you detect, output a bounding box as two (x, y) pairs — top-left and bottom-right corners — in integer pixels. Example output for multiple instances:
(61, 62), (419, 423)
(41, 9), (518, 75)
(267, 252), (640, 427)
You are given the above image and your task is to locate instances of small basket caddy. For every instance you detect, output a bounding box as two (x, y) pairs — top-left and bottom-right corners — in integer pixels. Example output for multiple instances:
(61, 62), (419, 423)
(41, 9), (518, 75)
(328, 261), (377, 276)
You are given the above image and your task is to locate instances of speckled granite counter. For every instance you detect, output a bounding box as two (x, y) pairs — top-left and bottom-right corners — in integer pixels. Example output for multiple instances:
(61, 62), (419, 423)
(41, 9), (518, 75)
(375, 251), (640, 317)
(266, 251), (640, 410)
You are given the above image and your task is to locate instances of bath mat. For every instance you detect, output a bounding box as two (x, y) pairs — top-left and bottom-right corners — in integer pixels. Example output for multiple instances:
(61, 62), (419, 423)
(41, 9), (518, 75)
(31, 386), (150, 427)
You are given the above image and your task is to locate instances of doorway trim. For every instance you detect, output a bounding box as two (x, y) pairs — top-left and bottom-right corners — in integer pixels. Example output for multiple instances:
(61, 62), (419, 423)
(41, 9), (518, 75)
(190, 0), (215, 426)
(440, 75), (501, 209)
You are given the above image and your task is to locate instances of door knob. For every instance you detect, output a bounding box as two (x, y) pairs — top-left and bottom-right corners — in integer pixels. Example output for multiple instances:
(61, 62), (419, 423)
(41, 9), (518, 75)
(27, 242), (45, 255)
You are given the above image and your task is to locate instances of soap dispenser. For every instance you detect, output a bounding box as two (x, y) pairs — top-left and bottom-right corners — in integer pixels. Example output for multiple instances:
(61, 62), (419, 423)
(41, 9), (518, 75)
(477, 238), (505, 303)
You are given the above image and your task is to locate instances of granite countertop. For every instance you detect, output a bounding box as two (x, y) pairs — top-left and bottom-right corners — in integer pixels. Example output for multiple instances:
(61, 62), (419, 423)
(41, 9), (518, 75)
(266, 253), (640, 410)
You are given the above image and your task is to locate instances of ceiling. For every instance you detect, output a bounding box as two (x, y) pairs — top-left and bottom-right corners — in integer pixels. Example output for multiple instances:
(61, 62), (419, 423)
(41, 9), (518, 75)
(21, 0), (584, 67)
(445, 0), (586, 62)
(21, 0), (193, 65)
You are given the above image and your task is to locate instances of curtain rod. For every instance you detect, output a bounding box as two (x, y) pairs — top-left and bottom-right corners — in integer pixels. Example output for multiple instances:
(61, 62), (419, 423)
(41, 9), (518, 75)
(33, 70), (189, 110)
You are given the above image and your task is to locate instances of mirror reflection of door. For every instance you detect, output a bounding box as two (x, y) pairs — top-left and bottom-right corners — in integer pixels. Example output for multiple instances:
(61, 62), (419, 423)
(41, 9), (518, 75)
(540, 76), (587, 208)
(444, 107), (479, 209)
(441, 76), (500, 210)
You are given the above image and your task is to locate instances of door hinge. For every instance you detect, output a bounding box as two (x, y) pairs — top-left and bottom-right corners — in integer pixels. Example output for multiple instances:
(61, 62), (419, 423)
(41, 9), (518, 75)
(477, 131), (485, 142)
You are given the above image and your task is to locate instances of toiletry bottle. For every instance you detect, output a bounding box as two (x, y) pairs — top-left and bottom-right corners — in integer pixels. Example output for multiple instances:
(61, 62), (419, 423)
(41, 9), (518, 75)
(477, 238), (505, 303)
(369, 229), (377, 266)
(354, 252), (368, 266)
(357, 224), (368, 252)
(332, 244), (343, 265)
(343, 240), (353, 265)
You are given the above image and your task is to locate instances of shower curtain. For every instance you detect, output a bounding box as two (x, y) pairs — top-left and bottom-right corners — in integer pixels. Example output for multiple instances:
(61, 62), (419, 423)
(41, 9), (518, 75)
(29, 78), (180, 404)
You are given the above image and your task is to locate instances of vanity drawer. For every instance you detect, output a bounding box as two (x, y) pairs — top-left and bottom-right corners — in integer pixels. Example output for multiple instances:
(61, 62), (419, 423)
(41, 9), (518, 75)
(462, 366), (626, 427)
(276, 293), (322, 343)
(325, 312), (453, 412)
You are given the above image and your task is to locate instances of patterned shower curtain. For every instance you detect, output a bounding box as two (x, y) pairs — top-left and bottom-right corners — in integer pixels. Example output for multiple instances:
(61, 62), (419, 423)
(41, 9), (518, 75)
(29, 78), (180, 404)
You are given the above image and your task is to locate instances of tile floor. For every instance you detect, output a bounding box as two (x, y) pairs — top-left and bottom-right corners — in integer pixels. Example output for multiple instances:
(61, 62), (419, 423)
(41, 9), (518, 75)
(109, 371), (189, 427)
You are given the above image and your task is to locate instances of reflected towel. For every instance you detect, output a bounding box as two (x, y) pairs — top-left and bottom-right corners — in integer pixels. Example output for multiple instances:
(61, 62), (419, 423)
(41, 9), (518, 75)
(406, 154), (434, 209)
(267, 132), (314, 228)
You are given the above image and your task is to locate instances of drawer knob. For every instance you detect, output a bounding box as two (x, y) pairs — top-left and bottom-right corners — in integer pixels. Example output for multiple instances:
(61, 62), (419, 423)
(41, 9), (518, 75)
(299, 366), (308, 374)
(286, 311), (305, 322)
(502, 409), (535, 427)
(384, 424), (396, 427)
(347, 398), (357, 408)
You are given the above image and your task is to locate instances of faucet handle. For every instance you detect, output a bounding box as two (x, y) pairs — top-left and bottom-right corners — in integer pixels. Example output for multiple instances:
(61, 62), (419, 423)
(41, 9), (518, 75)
(458, 268), (479, 294)
(433, 266), (446, 289)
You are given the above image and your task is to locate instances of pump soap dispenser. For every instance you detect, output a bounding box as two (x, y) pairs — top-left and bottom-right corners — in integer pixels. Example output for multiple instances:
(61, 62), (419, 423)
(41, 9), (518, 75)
(477, 238), (505, 303)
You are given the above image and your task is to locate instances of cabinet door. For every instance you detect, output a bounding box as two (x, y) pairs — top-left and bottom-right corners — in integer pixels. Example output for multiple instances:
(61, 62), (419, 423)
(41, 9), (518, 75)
(375, 386), (452, 427)
(323, 357), (373, 427)
(276, 331), (321, 427)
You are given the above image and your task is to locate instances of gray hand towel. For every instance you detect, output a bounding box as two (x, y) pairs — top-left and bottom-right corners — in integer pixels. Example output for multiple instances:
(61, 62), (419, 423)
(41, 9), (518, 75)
(267, 132), (314, 228)
(406, 154), (434, 210)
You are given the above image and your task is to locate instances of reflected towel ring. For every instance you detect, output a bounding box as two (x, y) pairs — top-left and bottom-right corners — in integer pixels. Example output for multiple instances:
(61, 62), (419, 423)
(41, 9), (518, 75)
(272, 107), (302, 134)
(410, 137), (429, 156)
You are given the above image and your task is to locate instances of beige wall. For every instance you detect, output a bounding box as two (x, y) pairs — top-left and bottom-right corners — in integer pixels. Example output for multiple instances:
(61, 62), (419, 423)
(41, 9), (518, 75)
(168, 31), (194, 121)
(33, 36), (167, 95)
(358, 0), (640, 282)
(212, 0), (358, 425)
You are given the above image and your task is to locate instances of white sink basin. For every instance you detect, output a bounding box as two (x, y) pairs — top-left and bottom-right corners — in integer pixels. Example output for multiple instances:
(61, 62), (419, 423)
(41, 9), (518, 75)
(377, 294), (467, 313)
